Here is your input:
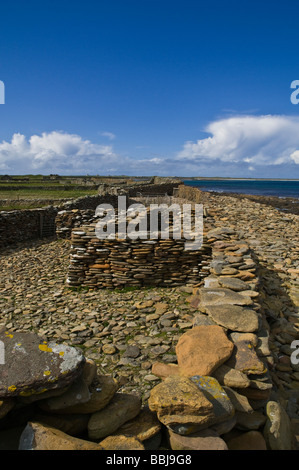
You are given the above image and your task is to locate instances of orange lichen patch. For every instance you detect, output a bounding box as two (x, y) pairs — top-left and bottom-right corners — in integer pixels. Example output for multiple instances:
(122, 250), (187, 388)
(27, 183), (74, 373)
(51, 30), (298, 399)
(8, 385), (17, 393)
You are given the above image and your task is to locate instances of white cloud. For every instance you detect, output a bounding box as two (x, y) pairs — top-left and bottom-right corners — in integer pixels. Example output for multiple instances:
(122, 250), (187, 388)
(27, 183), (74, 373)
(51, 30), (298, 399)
(290, 150), (299, 164)
(176, 115), (299, 167)
(1, 116), (299, 177)
(0, 131), (118, 174)
(100, 131), (116, 140)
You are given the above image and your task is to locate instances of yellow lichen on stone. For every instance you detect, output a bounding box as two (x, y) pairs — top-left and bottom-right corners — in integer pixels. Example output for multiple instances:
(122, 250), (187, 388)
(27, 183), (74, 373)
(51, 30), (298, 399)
(19, 388), (48, 397)
(39, 344), (52, 353)
(8, 385), (16, 392)
(5, 332), (13, 339)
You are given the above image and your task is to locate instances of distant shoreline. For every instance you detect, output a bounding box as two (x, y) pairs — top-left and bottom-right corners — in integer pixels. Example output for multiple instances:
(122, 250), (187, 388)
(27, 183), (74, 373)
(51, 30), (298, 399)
(181, 177), (299, 181)
(197, 189), (299, 216)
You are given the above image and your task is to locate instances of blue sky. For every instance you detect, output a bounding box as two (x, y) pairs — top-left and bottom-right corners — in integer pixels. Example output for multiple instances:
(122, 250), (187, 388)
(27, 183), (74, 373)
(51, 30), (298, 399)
(1, 0), (299, 177)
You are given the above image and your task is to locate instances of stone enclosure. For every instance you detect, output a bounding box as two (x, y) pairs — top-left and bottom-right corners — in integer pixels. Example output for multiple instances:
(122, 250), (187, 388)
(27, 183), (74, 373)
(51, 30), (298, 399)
(1, 221), (297, 450)
(0, 182), (298, 450)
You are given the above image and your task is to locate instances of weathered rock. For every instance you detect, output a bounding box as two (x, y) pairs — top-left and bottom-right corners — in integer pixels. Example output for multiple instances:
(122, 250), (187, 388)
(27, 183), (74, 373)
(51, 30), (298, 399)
(148, 376), (214, 434)
(151, 362), (181, 379)
(190, 376), (235, 426)
(0, 331), (85, 398)
(81, 358), (97, 386)
(17, 385), (70, 405)
(176, 325), (234, 376)
(235, 410), (267, 430)
(199, 288), (253, 309)
(226, 430), (267, 450)
(256, 328), (271, 357)
(218, 277), (249, 291)
(19, 422), (103, 450)
(209, 415), (237, 435)
(39, 375), (118, 414)
(38, 376), (91, 412)
(204, 304), (259, 333)
(88, 393), (142, 440)
(229, 332), (258, 346)
(204, 276), (221, 289)
(263, 401), (297, 450)
(168, 428), (228, 450)
(234, 386), (271, 401)
(99, 435), (145, 450)
(213, 364), (250, 389)
(112, 407), (161, 442)
(33, 412), (90, 436)
(192, 313), (217, 327)
(225, 339), (267, 375)
(102, 344), (117, 355)
(223, 387), (253, 413)
(155, 302), (169, 315)
(123, 345), (141, 358)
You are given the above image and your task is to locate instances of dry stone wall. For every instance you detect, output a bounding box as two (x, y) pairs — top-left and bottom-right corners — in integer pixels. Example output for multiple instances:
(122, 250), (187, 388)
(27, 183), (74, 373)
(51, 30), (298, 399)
(0, 207), (58, 249)
(0, 195), (121, 249)
(177, 184), (202, 203)
(0, 224), (296, 450)
(0, 183), (179, 249)
(67, 228), (211, 289)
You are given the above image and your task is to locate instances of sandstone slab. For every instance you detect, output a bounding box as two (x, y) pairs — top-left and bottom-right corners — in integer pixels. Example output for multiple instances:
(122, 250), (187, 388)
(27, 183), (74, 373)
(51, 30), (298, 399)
(88, 393), (142, 440)
(112, 407), (161, 442)
(204, 304), (259, 332)
(225, 339), (267, 376)
(176, 325), (234, 377)
(148, 376), (214, 434)
(151, 362), (181, 379)
(99, 435), (145, 450)
(217, 277), (249, 291)
(34, 412), (90, 436)
(213, 364), (250, 389)
(168, 428), (228, 450)
(39, 375), (118, 414)
(199, 288), (253, 309)
(19, 422), (103, 450)
(0, 331), (85, 398)
(190, 376), (234, 430)
(38, 377), (91, 412)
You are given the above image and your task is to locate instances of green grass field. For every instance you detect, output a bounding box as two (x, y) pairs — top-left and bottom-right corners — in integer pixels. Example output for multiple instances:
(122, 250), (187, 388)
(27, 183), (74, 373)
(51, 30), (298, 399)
(0, 175), (100, 210)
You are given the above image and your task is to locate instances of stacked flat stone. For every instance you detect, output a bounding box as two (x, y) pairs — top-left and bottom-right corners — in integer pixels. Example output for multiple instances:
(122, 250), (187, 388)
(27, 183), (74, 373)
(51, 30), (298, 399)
(0, 330), (158, 450)
(0, 223), (297, 450)
(55, 209), (99, 239)
(67, 208), (211, 289)
(149, 226), (297, 450)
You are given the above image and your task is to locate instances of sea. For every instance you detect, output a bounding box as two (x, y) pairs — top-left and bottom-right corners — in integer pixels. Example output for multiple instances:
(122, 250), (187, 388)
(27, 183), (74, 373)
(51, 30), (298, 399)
(183, 179), (299, 199)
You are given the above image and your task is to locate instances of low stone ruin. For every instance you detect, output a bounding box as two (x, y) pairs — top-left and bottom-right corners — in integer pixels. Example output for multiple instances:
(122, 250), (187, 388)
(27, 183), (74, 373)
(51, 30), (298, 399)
(1, 224), (297, 450)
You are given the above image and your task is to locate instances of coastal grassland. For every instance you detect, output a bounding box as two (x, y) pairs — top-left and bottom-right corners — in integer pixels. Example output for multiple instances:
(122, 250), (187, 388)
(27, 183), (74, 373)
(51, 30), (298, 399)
(0, 174), (100, 210)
